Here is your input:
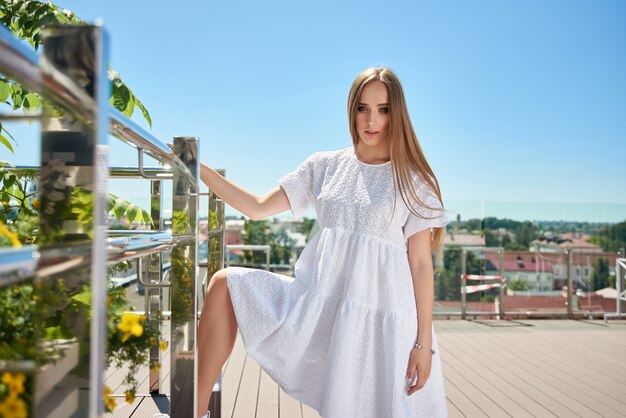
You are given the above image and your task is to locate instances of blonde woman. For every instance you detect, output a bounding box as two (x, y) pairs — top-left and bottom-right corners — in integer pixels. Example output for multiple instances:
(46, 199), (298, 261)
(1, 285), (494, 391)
(197, 67), (449, 418)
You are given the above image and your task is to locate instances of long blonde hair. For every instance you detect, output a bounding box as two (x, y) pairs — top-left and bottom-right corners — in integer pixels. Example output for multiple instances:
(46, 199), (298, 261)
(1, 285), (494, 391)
(347, 67), (447, 259)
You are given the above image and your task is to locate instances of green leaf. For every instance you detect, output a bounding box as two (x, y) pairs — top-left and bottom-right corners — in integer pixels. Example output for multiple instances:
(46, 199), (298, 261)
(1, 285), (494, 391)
(0, 80), (10, 102)
(72, 286), (92, 305)
(10, 84), (23, 110)
(126, 204), (138, 223)
(135, 97), (152, 127)
(3, 174), (16, 190)
(141, 209), (153, 226)
(107, 195), (116, 212)
(0, 133), (14, 154)
(112, 198), (126, 220)
(23, 92), (41, 111)
(133, 208), (144, 224)
(110, 83), (134, 117)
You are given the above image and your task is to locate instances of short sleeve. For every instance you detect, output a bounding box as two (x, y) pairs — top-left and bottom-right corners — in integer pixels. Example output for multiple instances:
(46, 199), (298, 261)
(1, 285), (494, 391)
(403, 182), (449, 241)
(278, 153), (316, 218)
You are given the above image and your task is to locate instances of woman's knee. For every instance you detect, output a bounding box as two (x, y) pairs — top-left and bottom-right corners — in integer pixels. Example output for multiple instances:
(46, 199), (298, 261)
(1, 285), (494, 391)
(206, 268), (229, 297)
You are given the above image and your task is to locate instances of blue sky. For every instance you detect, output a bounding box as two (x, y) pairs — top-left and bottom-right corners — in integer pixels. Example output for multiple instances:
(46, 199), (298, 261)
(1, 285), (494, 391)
(5, 0), (626, 222)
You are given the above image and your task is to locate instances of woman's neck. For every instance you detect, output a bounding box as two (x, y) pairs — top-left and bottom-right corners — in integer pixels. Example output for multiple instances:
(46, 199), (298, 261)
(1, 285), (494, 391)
(355, 141), (390, 164)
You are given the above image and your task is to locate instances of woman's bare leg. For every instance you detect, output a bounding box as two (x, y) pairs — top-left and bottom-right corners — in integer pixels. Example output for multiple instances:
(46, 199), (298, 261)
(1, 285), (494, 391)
(197, 269), (238, 418)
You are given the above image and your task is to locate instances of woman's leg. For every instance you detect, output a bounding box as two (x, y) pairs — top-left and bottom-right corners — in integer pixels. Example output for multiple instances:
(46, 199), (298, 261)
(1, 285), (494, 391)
(197, 269), (238, 418)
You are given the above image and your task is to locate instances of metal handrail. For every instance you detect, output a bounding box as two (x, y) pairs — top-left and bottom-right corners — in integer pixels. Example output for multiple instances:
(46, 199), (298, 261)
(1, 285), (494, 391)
(0, 25), (195, 187)
(7, 165), (174, 178)
(0, 232), (197, 288)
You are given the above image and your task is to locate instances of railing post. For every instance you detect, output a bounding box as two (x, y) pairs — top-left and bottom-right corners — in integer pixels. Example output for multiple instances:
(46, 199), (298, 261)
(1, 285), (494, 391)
(461, 249), (467, 320)
(498, 248), (505, 319)
(566, 249), (573, 318)
(149, 179), (165, 394)
(36, 24), (110, 418)
(170, 136), (199, 418)
(206, 170), (226, 418)
(617, 249), (624, 317)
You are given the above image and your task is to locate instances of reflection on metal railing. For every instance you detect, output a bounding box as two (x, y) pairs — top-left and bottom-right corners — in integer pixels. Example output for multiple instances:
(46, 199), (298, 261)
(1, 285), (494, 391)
(0, 22), (211, 417)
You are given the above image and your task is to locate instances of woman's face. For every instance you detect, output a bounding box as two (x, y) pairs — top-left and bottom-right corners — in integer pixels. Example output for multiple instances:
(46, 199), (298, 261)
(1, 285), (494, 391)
(355, 80), (390, 148)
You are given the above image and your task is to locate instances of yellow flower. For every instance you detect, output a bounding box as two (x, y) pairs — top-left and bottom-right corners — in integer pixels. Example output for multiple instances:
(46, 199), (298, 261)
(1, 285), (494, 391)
(149, 336), (156, 346)
(31, 198), (41, 210)
(125, 390), (135, 404)
(1, 372), (26, 395)
(159, 340), (168, 352)
(150, 363), (161, 371)
(0, 222), (21, 247)
(0, 394), (28, 418)
(103, 385), (116, 412)
(117, 313), (144, 342)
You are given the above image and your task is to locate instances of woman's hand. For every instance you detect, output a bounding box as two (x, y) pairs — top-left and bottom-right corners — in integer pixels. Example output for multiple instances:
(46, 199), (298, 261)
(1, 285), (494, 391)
(406, 346), (432, 395)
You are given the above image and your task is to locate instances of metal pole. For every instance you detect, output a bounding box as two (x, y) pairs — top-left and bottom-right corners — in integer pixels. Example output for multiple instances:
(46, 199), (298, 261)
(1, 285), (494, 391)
(461, 249), (467, 320)
(149, 179), (165, 394)
(170, 136), (199, 418)
(617, 249), (624, 317)
(566, 250), (573, 319)
(498, 248), (505, 319)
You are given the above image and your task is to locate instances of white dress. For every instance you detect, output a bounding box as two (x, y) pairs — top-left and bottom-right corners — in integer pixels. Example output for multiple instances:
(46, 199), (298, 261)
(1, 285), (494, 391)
(225, 147), (450, 418)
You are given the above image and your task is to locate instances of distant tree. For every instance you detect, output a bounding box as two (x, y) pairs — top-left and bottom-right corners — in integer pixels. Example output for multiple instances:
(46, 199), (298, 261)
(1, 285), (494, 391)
(590, 257), (610, 291)
(509, 278), (528, 291)
(515, 221), (538, 249)
(482, 229), (499, 247)
(589, 220), (626, 252)
(439, 246), (482, 301)
(501, 234), (511, 247)
(270, 228), (295, 265)
(464, 219), (482, 231)
(242, 220), (273, 264)
(297, 217), (316, 238)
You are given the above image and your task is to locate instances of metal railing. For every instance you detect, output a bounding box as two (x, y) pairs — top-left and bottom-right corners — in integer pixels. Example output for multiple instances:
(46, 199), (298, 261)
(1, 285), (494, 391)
(434, 246), (624, 320)
(0, 23), (225, 418)
(604, 258), (626, 321)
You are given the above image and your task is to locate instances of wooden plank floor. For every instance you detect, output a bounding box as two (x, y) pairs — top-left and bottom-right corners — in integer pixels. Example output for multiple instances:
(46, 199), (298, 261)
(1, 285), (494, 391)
(114, 319), (626, 417)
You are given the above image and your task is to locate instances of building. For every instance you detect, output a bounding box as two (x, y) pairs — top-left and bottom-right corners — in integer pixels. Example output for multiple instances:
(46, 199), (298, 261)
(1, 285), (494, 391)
(530, 232), (602, 253)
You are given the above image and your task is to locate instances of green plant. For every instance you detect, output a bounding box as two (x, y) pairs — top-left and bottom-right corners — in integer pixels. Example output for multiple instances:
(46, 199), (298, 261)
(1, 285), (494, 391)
(106, 280), (166, 409)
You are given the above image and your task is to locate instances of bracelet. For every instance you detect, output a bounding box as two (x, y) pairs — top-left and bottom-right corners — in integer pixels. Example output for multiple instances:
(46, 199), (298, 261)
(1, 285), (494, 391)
(413, 343), (436, 355)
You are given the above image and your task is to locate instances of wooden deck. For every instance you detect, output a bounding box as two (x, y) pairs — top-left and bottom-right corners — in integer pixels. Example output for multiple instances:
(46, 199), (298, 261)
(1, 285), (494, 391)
(108, 319), (626, 417)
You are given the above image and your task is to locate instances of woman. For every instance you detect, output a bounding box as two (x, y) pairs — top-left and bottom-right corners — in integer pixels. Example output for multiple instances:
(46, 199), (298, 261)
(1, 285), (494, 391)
(197, 67), (449, 418)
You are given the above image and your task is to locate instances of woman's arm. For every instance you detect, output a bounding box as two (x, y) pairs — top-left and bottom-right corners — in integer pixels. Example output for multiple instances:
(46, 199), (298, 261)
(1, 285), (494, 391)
(407, 228), (435, 347)
(200, 161), (292, 220)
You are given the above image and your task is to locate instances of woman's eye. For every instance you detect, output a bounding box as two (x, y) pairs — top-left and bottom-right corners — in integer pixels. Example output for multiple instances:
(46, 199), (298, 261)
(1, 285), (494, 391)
(379, 107), (389, 113)
(357, 105), (368, 112)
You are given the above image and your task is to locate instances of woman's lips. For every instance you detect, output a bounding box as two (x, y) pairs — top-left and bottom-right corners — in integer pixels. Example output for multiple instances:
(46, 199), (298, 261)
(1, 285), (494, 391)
(364, 130), (379, 136)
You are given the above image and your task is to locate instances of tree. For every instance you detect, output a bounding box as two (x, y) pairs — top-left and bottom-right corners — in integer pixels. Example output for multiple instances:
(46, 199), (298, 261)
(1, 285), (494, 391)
(297, 217), (316, 239)
(509, 278), (528, 291)
(515, 221), (538, 249)
(482, 228), (499, 247)
(589, 220), (626, 252)
(501, 234), (511, 247)
(590, 257), (610, 291)
(438, 246), (482, 301)
(242, 220), (272, 265)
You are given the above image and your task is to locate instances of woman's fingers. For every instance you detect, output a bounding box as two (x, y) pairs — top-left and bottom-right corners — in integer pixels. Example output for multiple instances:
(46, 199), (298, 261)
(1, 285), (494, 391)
(407, 351), (432, 395)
